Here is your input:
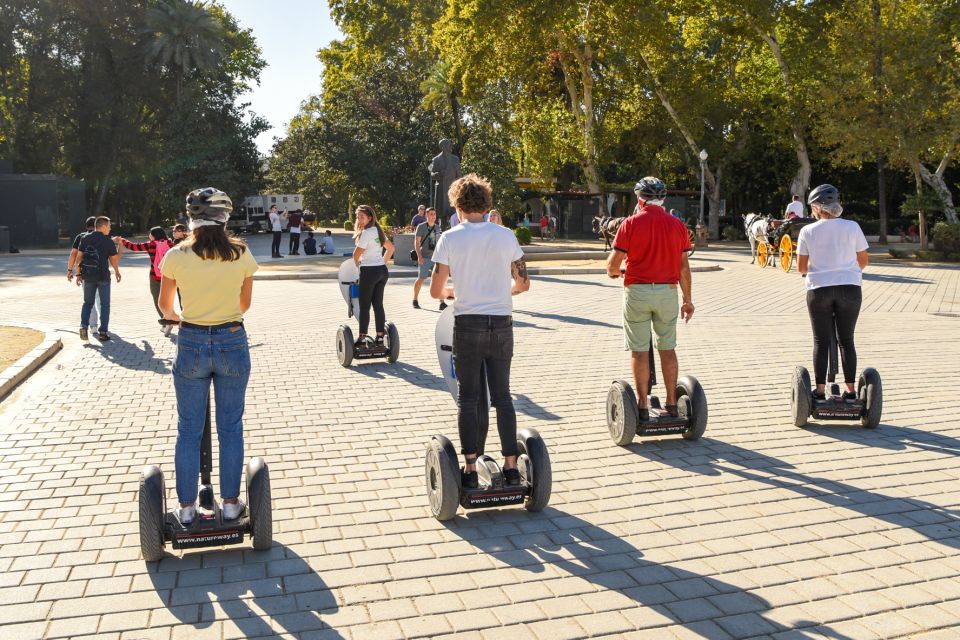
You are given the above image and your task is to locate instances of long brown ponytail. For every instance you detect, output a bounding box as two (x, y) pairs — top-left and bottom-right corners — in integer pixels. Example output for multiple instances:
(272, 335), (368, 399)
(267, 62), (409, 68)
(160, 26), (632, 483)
(183, 224), (247, 261)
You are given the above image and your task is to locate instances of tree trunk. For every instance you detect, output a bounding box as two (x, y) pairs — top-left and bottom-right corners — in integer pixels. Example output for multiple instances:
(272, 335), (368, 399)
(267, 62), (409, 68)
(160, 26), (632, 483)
(755, 28), (811, 196)
(94, 162), (115, 217)
(916, 151), (959, 224)
(558, 38), (602, 194)
(877, 158), (887, 244)
(912, 170), (927, 250)
(638, 50), (720, 237)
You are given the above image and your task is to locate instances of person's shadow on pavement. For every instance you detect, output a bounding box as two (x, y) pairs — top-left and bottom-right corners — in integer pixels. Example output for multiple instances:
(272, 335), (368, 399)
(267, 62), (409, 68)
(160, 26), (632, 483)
(628, 437), (960, 551)
(443, 509), (852, 639)
(86, 334), (170, 374)
(147, 544), (343, 638)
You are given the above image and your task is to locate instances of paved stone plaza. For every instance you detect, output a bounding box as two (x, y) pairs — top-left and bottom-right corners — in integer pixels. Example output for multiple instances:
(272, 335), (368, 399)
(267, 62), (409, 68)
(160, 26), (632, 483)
(1, 247), (959, 640)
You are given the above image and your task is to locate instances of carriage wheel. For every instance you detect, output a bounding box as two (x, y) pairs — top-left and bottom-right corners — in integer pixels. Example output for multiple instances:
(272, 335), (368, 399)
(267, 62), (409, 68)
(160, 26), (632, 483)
(779, 235), (794, 272)
(758, 242), (769, 269)
(686, 228), (696, 256)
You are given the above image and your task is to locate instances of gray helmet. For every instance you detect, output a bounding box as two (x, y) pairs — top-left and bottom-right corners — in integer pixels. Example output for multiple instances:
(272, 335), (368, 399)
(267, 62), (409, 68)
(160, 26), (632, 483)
(634, 177), (667, 201)
(185, 187), (232, 222)
(807, 184), (840, 206)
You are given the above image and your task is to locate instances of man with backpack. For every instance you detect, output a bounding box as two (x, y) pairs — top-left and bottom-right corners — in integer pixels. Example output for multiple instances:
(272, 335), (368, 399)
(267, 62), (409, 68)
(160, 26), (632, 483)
(77, 216), (121, 341)
(68, 216), (100, 329)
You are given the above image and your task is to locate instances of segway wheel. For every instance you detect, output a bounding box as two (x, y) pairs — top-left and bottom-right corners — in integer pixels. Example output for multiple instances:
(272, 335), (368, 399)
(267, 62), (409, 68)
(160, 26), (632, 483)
(677, 375), (707, 441)
(607, 380), (638, 446)
(138, 465), (166, 562)
(517, 428), (551, 512)
(858, 368), (882, 429)
(246, 457), (273, 550)
(386, 321), (400, 363)
(791, 366), (812, 427)
(336, 324), (354, 368)
(425, 436), (460, 521)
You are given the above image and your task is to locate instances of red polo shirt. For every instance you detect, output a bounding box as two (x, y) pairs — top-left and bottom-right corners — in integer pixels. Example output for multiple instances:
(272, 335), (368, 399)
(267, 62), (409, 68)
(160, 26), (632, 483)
(612, 205), (691, 286)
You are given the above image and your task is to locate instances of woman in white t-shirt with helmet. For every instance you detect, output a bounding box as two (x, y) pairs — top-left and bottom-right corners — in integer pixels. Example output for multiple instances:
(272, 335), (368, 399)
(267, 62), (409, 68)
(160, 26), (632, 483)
(797, 184), (869, 401)
(352, 205), (395, 347)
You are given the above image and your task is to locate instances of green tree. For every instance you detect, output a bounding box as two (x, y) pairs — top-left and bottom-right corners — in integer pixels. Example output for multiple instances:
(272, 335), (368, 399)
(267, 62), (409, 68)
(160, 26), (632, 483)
(143, 0), (225, 103)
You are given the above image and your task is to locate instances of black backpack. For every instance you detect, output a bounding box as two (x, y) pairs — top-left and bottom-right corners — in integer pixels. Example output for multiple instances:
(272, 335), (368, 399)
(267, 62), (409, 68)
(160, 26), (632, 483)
(79, 236), (102, 282)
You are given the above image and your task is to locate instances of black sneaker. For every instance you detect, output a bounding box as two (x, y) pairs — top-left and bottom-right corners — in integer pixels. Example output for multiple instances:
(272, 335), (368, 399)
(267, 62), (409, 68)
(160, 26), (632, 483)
(413, 300), (421, 309)
(79, 327), (88, 341)
(375, 335), (384, 346)
(461, 468), (478, 489)
(842, 391), (858, 401)
(97, 332), (111, 341)
(439, 302), (448, 311)
(812, 390), (826, 401)
(503, 468), (521, 486)
(638, 407), (650, 422)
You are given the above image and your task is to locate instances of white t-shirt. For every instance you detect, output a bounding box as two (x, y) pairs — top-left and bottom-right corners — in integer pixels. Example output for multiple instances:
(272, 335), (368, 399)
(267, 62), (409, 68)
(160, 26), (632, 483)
(797, 218), (869, 290)
(356, 227), (385, 266)
(321, 236), (335, 254)
(269, 212), (281, 232)
(785, 200), (805, 218)
(432, 221), (524, 316)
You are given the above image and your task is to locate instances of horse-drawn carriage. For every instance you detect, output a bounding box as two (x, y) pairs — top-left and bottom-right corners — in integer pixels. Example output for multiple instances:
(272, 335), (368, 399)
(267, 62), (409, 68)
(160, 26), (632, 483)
(744, 214), (816, 273)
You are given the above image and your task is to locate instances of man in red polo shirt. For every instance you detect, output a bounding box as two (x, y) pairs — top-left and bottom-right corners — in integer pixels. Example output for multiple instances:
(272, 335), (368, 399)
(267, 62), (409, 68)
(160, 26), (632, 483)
(606, 176), (695, 421)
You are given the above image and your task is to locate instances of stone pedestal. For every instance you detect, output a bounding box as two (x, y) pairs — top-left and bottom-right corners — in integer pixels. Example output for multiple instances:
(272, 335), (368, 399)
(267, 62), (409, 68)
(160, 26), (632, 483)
(393, 233), (416, 266)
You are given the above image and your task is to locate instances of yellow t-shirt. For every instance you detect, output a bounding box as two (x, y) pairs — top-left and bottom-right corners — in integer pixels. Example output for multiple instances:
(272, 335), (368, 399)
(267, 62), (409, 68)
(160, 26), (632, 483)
(160, 244), (258, 325)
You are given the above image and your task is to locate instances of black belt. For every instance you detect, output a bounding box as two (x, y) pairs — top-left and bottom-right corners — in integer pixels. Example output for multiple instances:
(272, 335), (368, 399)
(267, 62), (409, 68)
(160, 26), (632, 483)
(455, 314), (513, 328)
(179, 321), (244, 331)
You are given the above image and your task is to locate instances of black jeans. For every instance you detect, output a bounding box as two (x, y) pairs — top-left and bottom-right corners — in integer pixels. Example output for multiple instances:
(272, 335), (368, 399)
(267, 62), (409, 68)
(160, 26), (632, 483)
(289, 232), (300, 254)
(358, 265), (388, 334)
(454, 315), (518, 458)
(271, 231), (282, 256)
(806, 285), (862, 384)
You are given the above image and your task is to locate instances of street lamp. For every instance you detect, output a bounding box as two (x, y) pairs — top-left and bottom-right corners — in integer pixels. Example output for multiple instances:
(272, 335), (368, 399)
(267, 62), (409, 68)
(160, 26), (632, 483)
(698, 149), (708, 227)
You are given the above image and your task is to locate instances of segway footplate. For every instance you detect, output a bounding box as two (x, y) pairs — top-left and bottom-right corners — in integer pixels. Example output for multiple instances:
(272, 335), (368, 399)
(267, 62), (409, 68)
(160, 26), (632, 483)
(168, 511), (248, 550)
(811, 398), (864, 421)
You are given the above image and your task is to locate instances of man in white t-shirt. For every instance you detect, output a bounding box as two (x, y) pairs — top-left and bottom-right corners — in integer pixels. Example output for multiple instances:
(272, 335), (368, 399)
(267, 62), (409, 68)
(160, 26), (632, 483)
(269, 205), (287, 258)
(431, 173), (530, 490)
(785, 195), (805, 220)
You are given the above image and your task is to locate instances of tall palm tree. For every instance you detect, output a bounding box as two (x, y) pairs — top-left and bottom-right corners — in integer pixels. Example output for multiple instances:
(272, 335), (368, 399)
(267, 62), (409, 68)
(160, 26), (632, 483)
(143, 0), (224, 102)
(420, 60), (464, 153)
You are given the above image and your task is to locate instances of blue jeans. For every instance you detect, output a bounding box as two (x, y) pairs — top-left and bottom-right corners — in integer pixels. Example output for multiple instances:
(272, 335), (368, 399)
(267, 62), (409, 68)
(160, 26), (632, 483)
(81, 280), (110, 331)
(173, 326), (250, 504)
(453, 315), (518, 458)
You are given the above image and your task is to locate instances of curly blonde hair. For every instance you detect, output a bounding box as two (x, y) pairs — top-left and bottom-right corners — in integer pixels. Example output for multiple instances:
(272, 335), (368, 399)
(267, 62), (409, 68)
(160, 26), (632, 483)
(447, 173), (493, 215)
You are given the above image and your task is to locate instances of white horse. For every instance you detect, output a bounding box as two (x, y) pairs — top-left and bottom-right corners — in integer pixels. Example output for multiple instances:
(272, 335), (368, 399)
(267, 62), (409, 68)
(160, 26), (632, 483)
(742, 213), (771, 264)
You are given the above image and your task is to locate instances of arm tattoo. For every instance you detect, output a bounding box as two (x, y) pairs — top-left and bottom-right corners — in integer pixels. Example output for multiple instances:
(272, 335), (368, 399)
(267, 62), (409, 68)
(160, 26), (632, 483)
(513, 258), (528, 281)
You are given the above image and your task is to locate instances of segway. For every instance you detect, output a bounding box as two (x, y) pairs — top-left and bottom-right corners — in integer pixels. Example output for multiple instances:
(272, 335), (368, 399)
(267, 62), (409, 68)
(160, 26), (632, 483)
(791, 313), (882, 428)
(425, 305), (551, 521)
(139, 386), (272, 561)
(336, 259), (399, 367)
(607, 345), (708, 446)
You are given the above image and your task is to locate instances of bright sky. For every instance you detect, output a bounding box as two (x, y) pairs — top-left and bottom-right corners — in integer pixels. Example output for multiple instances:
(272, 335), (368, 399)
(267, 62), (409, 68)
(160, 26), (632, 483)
(219, 0), (342, 155)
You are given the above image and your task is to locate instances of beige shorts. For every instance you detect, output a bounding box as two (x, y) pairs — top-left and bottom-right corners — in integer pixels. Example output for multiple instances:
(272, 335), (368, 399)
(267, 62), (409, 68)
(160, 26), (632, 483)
(623, 284), (679, 351)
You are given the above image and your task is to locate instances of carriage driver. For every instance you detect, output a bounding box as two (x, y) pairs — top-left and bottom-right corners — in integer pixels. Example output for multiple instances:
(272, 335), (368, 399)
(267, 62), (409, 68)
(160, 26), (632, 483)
(606, 177), (694, 421)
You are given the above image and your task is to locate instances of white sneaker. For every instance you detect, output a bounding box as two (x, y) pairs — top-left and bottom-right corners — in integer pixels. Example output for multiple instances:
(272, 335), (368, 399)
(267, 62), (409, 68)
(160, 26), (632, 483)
(179, 504), (196, 525)
(222, 499), (246, 520)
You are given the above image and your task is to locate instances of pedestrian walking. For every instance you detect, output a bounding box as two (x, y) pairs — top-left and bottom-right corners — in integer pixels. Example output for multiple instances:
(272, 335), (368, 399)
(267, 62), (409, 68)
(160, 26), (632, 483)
(412, 207), (441, 309)
(67, 216), (100, 329)
(114, 227), (173, 327)
(77, 216), (122, 341)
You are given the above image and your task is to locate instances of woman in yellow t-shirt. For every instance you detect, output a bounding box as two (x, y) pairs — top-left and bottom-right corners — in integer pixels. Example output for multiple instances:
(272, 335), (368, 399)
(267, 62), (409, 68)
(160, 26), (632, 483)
(158, 188), (258, 525)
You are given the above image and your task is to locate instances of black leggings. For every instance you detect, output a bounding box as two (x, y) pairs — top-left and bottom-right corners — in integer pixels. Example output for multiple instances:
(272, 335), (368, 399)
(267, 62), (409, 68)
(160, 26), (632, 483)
(358, 265), (388, 334)
(806, 285), (862, 385)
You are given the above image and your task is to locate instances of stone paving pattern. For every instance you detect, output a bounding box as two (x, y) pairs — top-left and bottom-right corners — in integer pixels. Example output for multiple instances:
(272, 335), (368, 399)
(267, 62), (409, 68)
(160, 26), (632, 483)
(0, 247), (959, 639)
